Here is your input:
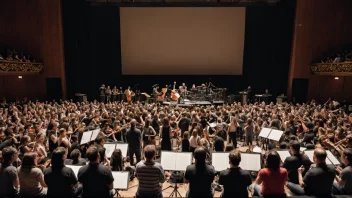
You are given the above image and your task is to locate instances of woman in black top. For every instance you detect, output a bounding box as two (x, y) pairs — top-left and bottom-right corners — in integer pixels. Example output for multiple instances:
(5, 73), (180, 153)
(160, 117), (172, 151)
(182, 132), (190, 152)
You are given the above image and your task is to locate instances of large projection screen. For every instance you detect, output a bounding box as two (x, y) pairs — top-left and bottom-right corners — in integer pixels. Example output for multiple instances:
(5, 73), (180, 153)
(120, 7), (246, 75)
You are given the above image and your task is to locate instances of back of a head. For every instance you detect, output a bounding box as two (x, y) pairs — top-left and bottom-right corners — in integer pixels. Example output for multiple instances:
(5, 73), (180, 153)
(314, 148), (327, 162)
(144, 145), (156, 161)
(343, 148), (352, 164)
(279, 142), (288, 149)
(51, 147), (66, 168)
(22, 152), (38, 168)
(70, 149), (81, 162)
(225, 144), (234, 152)
(228, 149), (241, 166)
(86, 146), (99, 162)
(289, 140), (301, 153)
(1, 146), (17, 166)
(194, 147), (206, 165)
(266, 150), (281, 170)
(130, 119), (137, 128)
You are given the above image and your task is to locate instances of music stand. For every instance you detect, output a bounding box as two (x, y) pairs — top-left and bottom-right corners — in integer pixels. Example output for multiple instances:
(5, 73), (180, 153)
(112, 171), (130, 198)
(258, 128), (271, 150)
(160, 151), (192, 197)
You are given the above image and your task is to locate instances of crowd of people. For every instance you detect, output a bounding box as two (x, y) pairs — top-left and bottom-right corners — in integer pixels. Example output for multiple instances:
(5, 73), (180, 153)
(0, 98), (352, 198)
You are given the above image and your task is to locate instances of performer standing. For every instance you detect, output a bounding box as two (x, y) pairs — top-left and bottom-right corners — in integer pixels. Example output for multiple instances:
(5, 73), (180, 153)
(112, 86), (118, 102)
(99, 84), (106, 102)
(105, 86), (111, 102)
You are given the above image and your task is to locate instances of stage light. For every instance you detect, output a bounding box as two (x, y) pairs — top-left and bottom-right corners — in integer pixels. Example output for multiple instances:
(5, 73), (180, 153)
(18, 76), (23, 79)
(334, 77), (339, 80)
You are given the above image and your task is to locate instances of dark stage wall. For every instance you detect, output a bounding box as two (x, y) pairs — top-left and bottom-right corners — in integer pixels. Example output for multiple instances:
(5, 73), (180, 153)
(62, 0), (296, 101)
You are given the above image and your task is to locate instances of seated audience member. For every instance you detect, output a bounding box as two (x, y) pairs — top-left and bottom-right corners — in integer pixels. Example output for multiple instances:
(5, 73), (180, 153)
(185, 147), (216, 198)
(333, 148), (352, 195)
(135, 145), (169, 198)
(283, 141), (312, 195)
(279, 142), (289, 149)
(225, 143), (234, 152)
(213, 136), (225, 152)
(78, 146), (114, 198)
(65, 149), (86, 166)
(44, 147), (81, 198)
(0, 147), (19, 198)
(218, 149), (252, 198)
(181, 131), (190, 152)
(18, 152), (48, 198)
(298, 147), (336, 197)
(250, 150), (288, 198)
(110, 148), (135, 180)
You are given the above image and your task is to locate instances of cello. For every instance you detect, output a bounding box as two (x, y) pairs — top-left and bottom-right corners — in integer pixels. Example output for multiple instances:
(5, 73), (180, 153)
(124, 88), (135, 102)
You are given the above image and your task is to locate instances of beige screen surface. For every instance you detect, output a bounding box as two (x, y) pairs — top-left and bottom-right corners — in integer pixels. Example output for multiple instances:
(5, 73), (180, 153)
(120, 7), (246, 75)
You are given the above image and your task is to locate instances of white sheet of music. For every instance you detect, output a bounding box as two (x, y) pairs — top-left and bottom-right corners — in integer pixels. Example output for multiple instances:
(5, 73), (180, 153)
(112, 171), (129, 190)
(212, 152), (230, 171)
(90, 129), (101, 141)
(239, 153), (261, 171)
(175, 152), (192, 171)
(80, 131), (93, 145)
(115, 143), (128, 158)
(304, 150), (314, 162)
(259, 128), (272, 138)
(267, 129), (283, 141)
(104, 144), (117, 158)
(253, 146), (262, 153)
(161, 152), (177, 170)
(67, 165), (82, 178)
(300, 147), (306, 151)
(277, 150), (291, 162)
(326, 150), (340, 165)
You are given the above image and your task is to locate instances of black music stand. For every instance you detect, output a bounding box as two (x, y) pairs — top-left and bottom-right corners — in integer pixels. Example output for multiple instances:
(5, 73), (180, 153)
(113, 189), (123, 197)
(162, 172), (183, 197)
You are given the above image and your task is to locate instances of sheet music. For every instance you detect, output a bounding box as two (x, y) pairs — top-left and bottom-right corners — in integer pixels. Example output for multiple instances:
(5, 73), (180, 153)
(300, 147), (306, 151)
(239, 153), (261, 171)
(90, 129), (100, 141)
(253, 146), (262, 153)
(115, 144), (128, 158)
(267, 129), (283, 141)
(304, 150), (314, 162)
(112, 171), (129, 190)
(175, 152), (192, 171)
(67, 165), (82, 177)
(80, 131), (93, 145)
(104, 144), (117, 158)
(209, 123), (217, 128)
(277, 150), (291, 162)
(211, 152), (229, 171)
(161, 152), (177, 170)
(326, 150), (340, 165)
(259, 128), (272, 138)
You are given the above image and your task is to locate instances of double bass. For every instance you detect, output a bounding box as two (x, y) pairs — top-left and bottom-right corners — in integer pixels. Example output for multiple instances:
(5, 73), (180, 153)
(170, 81), (180, 101)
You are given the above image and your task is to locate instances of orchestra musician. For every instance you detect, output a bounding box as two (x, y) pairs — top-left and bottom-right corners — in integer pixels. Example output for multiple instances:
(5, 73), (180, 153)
(124, 86), (135, 102)
(99, 84), (106, 102)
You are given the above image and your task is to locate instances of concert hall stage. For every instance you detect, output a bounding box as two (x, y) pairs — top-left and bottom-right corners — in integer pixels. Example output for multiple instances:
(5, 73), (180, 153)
(162, 99), (224, 107)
